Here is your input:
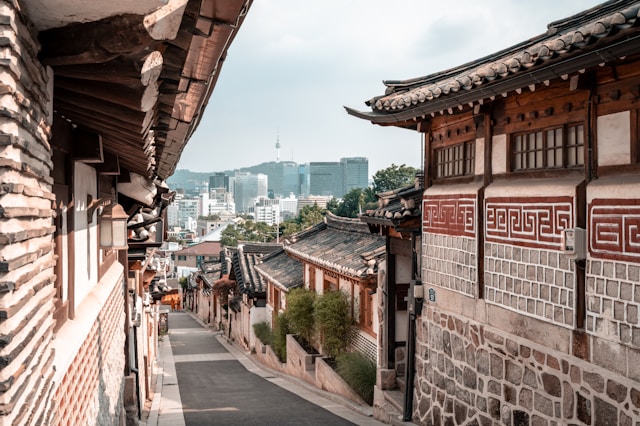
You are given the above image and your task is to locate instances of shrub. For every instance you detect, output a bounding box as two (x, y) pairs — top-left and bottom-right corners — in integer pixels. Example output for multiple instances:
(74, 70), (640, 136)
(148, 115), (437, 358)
(253, 321), (273, 346)
(272, 311), (290, 363)
(314, 290), (351, 359)
(336, 352), (376, 405)
(286, 288), (316, 345)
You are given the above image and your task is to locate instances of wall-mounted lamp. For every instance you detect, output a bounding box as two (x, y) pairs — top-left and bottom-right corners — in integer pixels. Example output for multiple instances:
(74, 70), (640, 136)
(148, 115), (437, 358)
(99, 202), (129, 250)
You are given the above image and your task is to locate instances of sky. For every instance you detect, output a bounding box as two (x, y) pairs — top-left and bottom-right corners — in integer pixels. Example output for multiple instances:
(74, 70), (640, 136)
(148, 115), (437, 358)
(178, 0), (603, 178)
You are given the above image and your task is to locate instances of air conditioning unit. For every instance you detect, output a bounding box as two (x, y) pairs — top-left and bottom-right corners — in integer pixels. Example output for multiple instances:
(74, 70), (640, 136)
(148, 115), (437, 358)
(561, 228), (586, 260)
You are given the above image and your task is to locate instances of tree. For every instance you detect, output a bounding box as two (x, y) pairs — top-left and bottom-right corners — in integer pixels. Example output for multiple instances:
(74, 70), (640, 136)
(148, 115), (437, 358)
(371, 163), (418, 193)
(286, 288), (316, 345)
(280, 204), (326, 238)
(219, 220), (275, 247)
(328, 188), (376, 218)
(314, 290), (352, 358)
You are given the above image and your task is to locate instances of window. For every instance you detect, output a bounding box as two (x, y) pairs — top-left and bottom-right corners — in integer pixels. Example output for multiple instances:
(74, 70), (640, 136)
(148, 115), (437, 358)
(360, 286), (374, 335)
(434, 141), (474, 178)
(512, 124), (584, 171)
(178, 255), (186, 261)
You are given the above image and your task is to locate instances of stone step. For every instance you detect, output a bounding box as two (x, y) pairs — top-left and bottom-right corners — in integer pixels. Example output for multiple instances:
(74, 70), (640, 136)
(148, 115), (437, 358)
(384, 389), (404, 412)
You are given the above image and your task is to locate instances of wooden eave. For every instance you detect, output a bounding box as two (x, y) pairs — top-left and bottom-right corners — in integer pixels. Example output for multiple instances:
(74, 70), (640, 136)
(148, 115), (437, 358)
(39, 0), (251, 181)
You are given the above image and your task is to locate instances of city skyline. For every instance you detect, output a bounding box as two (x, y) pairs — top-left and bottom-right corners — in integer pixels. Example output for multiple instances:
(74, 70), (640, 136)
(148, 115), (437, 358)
(177, 1), (600, 177)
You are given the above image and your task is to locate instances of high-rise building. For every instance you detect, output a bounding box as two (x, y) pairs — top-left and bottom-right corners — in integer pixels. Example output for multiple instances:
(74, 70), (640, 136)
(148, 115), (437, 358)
(308, 157), (368, 198)
(209, 172), (229, 192)
(341, 157), (369, 195)
(234, 172), (268, 213)
(309, 162), (343, 197)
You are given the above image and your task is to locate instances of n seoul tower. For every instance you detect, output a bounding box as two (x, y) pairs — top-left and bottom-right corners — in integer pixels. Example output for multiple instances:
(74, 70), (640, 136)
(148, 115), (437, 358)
(275, 128), (281, 163)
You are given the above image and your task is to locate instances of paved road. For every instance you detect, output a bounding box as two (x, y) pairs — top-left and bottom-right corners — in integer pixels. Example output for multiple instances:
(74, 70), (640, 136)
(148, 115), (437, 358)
(169, 313), (359, 426)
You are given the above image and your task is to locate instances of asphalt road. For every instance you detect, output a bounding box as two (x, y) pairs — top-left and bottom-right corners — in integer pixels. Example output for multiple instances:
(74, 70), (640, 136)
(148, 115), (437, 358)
(169, 313), (357, 426)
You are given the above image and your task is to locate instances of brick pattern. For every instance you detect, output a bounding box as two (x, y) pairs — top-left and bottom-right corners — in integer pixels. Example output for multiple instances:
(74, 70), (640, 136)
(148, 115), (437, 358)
(422, 233), (478, 297)
(0, 2), (57, 424)
(586, 258), (640, 347)
(54, 281), (126, 426)
(413, 307), (640, 425)
(485, 242), (576, 328)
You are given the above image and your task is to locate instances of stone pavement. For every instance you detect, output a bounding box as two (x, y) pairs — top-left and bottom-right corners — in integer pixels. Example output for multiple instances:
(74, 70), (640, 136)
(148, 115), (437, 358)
(143, 312), (389, 426)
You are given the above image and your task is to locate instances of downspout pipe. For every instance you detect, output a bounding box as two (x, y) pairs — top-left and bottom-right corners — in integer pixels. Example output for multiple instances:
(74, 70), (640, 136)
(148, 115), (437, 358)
(403, 231), (422, 421)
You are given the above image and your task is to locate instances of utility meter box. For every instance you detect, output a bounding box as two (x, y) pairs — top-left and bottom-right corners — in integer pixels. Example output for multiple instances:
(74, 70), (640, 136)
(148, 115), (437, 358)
(561, 228), (586, 260)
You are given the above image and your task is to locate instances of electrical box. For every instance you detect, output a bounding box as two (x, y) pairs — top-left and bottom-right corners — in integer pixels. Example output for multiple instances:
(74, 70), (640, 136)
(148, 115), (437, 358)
(561, 228), (586, 260)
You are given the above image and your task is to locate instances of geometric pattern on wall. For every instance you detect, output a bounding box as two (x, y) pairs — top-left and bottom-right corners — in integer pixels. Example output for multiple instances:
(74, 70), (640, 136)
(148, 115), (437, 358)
(485, 196), (573, 249)
(423, 194), (476, 237)
(589, 198), (640, 261)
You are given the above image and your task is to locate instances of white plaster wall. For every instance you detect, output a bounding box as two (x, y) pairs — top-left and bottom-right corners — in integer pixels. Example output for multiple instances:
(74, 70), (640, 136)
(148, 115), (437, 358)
(475, 137), (485, 176)
(597, 111), (630, 166)
(395, 255), (412, 283)
(587, 174), (640, 202)
(249, 306), (267, 349)
(74, 161), (98, 310)
(485, 175), (584, 199)
(491, 134), (508, 175)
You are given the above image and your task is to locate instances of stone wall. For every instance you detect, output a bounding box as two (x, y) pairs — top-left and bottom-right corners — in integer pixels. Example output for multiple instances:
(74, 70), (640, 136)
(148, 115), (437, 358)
(484, 242), (576, 328)
(423, 233), (478, 297)
(413, 306), (640, 425)
(0, 1), (56, 424)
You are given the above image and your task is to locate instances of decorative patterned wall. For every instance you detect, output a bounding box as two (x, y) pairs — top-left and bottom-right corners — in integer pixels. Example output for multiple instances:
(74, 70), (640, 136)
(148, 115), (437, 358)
(589, 198), (640, 262)
(485, 197), (573, 250)
(423, 195), (476, 238)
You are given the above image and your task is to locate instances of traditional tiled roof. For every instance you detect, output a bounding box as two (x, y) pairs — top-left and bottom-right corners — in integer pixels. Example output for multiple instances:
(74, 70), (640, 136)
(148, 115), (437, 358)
(198, 261), (223, 289)
(360, 178), (424, 229)
(254, 248), (304, 292)
(346, 1), (640, 124)
(232, 242), (282, 296)
(174, 241), (222, 257)
(284, 212), (385, 278)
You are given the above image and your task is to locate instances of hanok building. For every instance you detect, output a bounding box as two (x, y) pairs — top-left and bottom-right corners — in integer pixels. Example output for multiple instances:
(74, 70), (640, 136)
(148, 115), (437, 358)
(224, 243), (281, 349)
(359, 178), (424, 421)
(284, 212), (386, 360)
(254, 248), (304, 326)
(348, 1), (640, 424)
(0, 0), (251, 424)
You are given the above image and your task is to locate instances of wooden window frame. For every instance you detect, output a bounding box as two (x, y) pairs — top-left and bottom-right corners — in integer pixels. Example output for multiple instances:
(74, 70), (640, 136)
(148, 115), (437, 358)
(359, 284), (375, 336)
(510, 123), (585, 172)
(433, 140), (475, 179)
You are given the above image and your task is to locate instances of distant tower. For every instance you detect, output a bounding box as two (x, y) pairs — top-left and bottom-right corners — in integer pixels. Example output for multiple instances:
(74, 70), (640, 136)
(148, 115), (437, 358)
(275, 128), (281, 162)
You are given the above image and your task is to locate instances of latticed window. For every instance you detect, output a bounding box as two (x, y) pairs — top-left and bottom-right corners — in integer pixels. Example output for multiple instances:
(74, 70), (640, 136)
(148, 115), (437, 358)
(512, 124), (584, 171)
(434, 141), (474, 178)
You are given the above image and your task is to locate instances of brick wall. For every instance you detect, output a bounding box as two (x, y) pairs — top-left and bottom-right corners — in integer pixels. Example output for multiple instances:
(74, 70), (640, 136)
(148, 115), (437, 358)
(413, 307), (640, 425)
(423, 233), (478, 297)
(484, 243), (576, 328)
(0, 1), (57, 424)
(54, 272), (126, 426)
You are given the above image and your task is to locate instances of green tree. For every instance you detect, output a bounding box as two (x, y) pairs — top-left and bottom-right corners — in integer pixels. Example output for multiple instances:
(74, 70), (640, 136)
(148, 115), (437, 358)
(280, 204), (326, 238)
(219, 220), (275, 247)
(329, 188), (376, 218)
(371, 163), (418, 193)
(314, 290), (352, 358)
(286, 288), (316, 344)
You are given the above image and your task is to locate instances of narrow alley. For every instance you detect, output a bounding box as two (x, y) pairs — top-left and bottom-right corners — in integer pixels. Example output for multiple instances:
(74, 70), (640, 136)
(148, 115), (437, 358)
(145, 312), (387, 426)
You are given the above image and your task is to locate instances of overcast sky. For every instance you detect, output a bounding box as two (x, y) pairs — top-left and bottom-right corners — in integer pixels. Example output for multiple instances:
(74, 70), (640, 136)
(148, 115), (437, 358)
(178, 0), (603, 177)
